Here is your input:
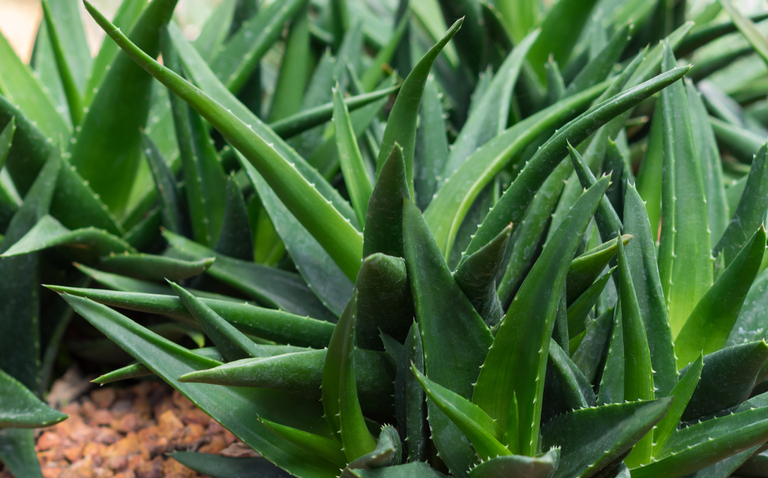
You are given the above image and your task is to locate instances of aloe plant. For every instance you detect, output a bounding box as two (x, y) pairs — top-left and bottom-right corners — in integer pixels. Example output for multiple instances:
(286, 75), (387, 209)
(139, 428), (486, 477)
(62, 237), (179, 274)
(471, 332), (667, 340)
(4, 0), (768, 477)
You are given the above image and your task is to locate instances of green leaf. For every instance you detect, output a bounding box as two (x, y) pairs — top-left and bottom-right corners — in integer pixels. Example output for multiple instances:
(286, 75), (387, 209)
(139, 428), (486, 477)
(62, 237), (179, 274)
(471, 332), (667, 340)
(686, 80), (730, 247)
(334, 86), (373, 227)
(424, 80), (608, 258)
(84, 0), (147, 104)
(164, 230), (337, 322)
(565, 23), (635, 97)
(546, 338), (597, 414)
(172, 451), (300, 478)
(60, 294), (341, 478)
(572, 307), (615, 384)
(567, 269), (614, 339)
(240, 155), (353, 317)
(376, 19), (463, 198)
(715, 143), (768, 267)
(214, 176), (254, 261)
(47, 285), (334, 349)
(657, 45), (713, 338)
(0, 118), (15, 172)
(412, 365), (508, 461)
(321, 295), (377, 460)
(496, 161), (572, 309)
(97, 253), (212, 282)
(675, 12), (768, 56)
(0, 26), (69, 143)
(473, 178), (609, 456)
(403, 199), (493, 476)
(710, 116), (763, 164)
(442, 29), (539, 178)
(1, 215), (134, 260)
(676, 226), (766, 367)
(360, 13), (410, 92)
(415, 77), (448, 211)
(727, 269), (768, 347)
(0, 368), (66, 428)
(364, 144), (410, 258)
(566, 235), (630, 306)
(652, 355), (703, 455)
(633, 403), (768, 476)
(106, 14), (363, 280)
(541, 398), (673, 478)
(468, 448), (560, 478)
(270, 85), (399, 140)
(636, 106), (663, 240)
(459, 65), (690, 264)
(71, 0), (178, 216)
(259, 417), (347, 469)
(40, 0), (83, 126)
(623, 184), (677, 398)
(163, 37), (228, 247)
(568, 143), (622, 241)
(526, 0), (600, 82)
(0, 430), (44, 478)
(267, 5), (311, 122)
(454, 224), (511, 327)
(680, 342), (768, 422)
(344, 462), (449, 478)
(720, 0), (768, 67)
(355, 253), (413, 350)
(141, 134), (188, 236)
(345, 425), (402, 470)
(192, 0), (237, 62)
(94, 346), (226, 384)
(169, 281), (267, 361)
(209, 0), (307, 94)
(617, 233), (656, 467)
(597, 307), (624, 406)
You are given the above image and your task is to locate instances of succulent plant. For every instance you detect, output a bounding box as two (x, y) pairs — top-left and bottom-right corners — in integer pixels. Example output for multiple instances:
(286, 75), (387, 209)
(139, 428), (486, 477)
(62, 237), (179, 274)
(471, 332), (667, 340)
(3, 0), (768, 477)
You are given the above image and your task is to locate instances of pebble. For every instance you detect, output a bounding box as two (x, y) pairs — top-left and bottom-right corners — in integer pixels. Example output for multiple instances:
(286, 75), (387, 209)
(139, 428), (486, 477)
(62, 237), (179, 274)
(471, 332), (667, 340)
(0, 381), (247, 477)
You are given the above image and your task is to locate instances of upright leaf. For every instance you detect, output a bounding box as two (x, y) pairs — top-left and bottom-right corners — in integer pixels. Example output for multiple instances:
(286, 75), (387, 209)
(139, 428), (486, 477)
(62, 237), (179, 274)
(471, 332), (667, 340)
(334, 86), (373, 227)
(376, 19), (463, 198)
(623, 185), (677, 397)
(657, 44), (713, 338)
(715, 143), (768, 266)
(70, 0), (178, 215)
(403, 200), (493, 477)
(676, 226), (766, 367)
(685, 80), (731, 248)
(473, 178), (609, 456)
(321, 295), (377, 460)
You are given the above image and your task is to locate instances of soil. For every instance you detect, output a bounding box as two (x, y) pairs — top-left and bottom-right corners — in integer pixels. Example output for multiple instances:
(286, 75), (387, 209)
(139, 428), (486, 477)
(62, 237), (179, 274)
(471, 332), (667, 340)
(0, 376), (255, 478)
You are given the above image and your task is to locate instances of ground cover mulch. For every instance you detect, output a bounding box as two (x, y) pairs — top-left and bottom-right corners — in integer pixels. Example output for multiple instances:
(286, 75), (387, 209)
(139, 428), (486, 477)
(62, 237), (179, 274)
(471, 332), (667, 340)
(0, 376), (255, 478)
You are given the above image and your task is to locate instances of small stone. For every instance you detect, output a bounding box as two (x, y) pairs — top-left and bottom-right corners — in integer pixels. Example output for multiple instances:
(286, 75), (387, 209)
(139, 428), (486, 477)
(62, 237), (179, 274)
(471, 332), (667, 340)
(41, 467), (62, 478)
(113, 413), (142, 433)
(93, 469), (114, 478)
(135, 457), (162, 478)
(63, 442), (85, 462)
(110, 433), (140, 457)
(92, 410), (113, 426)
(36, 431), (61, 451)
(162, 457), (197, 478)
(91, 388), (117, 409)
(110, 399), (132, 418)
(198, 435), (227, 454)
(177, 424), (206, 448)
(105, 454), (128, 471)
(180, 408), (209, 425)
(220, 442), (257, 458)
(158, 410), (184, 436)
(94, 427), (120, 445)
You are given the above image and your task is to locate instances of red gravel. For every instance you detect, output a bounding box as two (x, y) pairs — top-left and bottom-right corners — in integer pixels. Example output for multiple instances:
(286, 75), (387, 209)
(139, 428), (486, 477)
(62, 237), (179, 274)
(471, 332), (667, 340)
(0, 380), (255, 478)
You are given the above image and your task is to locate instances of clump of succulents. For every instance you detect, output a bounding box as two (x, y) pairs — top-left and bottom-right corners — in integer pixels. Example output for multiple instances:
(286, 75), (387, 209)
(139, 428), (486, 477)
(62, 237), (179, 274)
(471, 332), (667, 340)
(3, 0), (768, 477)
